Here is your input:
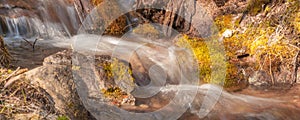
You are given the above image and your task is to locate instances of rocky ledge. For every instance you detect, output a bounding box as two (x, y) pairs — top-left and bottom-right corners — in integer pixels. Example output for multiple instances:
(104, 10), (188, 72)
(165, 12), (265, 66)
(10, 50), (300, 119)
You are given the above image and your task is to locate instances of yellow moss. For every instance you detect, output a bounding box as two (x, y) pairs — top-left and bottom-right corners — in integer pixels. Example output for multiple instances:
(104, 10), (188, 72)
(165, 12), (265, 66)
(176, 35), (239, 87)
(91, 0), (103, 6)
(208, 1), (299, 86)
(7, 69), (13, 74)
(246, 0), (271, 16)
(97, 58), (136, 92)
(132, 24), (160, 39)
(214, 0), (299, 85)
(288, 0), (300, 33)
(293, 12), (300, 32)
(214, 15), (234, 33)
(110, 58), (135, 84)
(98, 58), (135, 99)
(264, 5), (272, 13)
(176, 35), (211, 83)
(97, 60), (113, 80)
(101, 87), (125, 100)
(71, 65), (80, 71)
(104, 16), (128, 36)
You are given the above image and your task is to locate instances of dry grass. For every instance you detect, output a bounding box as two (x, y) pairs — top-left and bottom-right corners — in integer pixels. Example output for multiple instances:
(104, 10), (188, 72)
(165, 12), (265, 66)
(0, 68), (56, 119)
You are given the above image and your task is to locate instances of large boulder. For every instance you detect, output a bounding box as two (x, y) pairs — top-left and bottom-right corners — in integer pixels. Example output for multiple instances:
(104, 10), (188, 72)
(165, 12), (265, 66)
(24, 50), (95, 120)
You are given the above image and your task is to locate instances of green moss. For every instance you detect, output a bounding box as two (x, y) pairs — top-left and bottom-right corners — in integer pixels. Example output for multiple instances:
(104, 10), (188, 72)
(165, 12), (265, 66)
(57, 116), (69, 120)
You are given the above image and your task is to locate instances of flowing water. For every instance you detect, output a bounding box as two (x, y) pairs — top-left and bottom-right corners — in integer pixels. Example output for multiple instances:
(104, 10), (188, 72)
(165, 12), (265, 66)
(2, 30), (300, 119)
(54, 34), (300, 119)
(1, 0), (300, 119)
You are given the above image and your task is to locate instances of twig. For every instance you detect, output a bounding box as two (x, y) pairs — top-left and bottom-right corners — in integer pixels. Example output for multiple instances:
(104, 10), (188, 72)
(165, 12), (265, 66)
(134, 12), (150, 23)
(123, 23), (139, 31)
(4, 67), (20, 81)
(3, 75), (22, 89)
(9, 86), (21, 97)
(3, 70), (27, 89)
(288, 43), (300, 50)
(269, 54), (275, 85)
(32, 38), (38, 52)
(22, 38), (38, 52)
(22, 38), (33, 46)
(293, 50), (300, 84)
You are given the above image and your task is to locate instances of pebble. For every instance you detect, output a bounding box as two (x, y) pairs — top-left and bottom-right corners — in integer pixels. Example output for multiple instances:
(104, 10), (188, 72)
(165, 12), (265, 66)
(222, 29), (234, 38)
(139, 104), (149, 108)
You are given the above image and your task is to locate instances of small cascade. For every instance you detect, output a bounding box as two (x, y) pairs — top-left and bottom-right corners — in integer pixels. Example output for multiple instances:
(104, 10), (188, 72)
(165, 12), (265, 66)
(38, 0), (82, 37)
(0, 16), (37, 38)
(0, 0), (84, 39)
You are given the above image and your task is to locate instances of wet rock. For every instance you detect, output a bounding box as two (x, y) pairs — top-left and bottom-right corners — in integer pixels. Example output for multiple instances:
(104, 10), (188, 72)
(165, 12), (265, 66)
(73, 0), (94, 18)
(43, 50), (72, 65)
(22, 49), (143, 119)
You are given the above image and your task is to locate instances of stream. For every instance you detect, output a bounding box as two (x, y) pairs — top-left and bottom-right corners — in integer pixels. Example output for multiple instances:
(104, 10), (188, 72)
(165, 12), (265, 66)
(1, 0), (300, 119)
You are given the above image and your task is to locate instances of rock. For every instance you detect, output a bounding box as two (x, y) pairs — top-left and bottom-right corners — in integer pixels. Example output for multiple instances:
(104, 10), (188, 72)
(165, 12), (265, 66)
(0, 114), (7, 120)
(222, 29), (234, 38)
(248, 70), (272, 89)
(22, 49), (142, 119)
(19, 50), (300, 120)
(24, 50), (95, 120)
(139, 104), (149, 109)
(43, 50), (72, 65)
(121, 95), (135, 106)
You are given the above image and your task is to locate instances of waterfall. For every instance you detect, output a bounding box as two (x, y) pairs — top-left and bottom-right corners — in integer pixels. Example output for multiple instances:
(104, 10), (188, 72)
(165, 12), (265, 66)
(0, 0), (83, 39)
(0, 16), (44, 38)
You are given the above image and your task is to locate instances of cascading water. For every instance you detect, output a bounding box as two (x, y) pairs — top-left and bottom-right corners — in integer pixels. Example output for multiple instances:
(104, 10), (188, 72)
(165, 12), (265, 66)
(0, 16), (44, 38)
(0, 0), (84, 39)
(67, 34), (300, 119)
(1, 0), (300, 119)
